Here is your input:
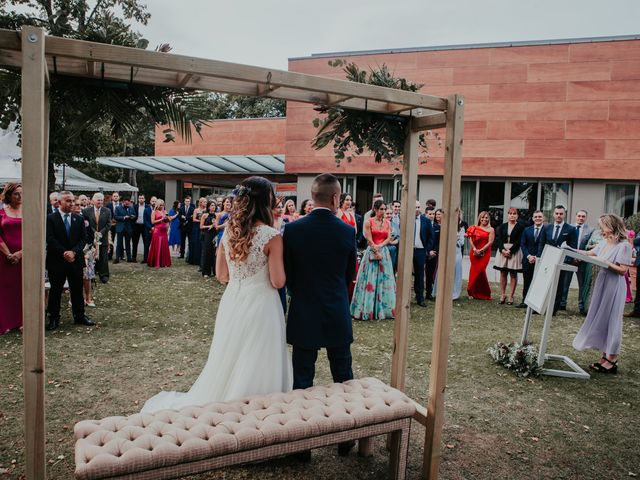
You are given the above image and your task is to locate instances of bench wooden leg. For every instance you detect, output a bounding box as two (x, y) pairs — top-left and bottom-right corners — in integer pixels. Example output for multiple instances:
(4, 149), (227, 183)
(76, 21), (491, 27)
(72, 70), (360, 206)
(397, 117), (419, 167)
(388, 418), (411, 480)
(358, 437), (374, 457)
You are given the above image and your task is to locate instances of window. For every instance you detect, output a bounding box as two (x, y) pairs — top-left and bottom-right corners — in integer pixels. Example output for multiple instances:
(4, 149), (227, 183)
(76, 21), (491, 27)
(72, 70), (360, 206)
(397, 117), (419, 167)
(541, 182), (570, 222)
(605, 184), (636, 218)
(478, 181), (505, 229)
(376, 178), (395, 206)
(460, 181), (476, 227)
(509, 181), (538, 223)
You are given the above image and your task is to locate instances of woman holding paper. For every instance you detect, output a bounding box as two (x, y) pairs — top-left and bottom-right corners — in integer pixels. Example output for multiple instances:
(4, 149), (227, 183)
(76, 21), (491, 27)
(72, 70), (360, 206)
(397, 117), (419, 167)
(573, 214), (632, 374)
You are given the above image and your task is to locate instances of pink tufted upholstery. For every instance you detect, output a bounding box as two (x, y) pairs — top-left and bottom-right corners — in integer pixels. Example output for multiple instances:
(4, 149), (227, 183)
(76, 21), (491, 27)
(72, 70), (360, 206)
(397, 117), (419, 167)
(74, 377), (415, 480)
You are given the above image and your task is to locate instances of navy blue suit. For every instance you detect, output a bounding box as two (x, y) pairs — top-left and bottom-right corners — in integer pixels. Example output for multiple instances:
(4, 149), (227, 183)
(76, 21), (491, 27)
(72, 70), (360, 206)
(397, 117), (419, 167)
(413, 214), (435, 303)
(46, 211), (87, 324)
(631, 234), (640, 314)
(539, 222), (578, 313)
(132, 203), (153, 261)
(425, 220), (440, 300)
(114, 204), (135, 261)
(283, 208), (357, 389)
(178, 203), (195, 257)
(520, 224), (543, 301)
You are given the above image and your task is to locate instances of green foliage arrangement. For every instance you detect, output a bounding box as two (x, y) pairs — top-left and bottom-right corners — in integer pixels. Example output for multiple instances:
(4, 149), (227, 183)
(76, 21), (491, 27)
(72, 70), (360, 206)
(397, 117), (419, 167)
(624, 213), (640, 233)
(311, 60), (437, 165)
(488, 341), (542, 378)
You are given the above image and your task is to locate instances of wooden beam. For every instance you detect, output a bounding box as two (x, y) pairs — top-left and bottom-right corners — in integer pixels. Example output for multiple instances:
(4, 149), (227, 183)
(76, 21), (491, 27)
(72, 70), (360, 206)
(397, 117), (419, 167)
(411, 112), (447, 132)
(21, 26), (48, 480)
(257, 83), (280, 96)
(423, 95), (465, 480)
(176, 72), (193, 87)
(411, 399), (428, 427)
(0, 28), (20, 50)
(326, 94), (353, 105)
(86, 60), (95, 76)
(4, 30), (447, 110)
(390, 127), (419, 391)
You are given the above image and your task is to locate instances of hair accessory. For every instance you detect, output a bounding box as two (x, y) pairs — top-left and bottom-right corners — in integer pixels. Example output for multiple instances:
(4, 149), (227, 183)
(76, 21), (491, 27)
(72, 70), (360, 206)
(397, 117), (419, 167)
(232, 185), (252, 197)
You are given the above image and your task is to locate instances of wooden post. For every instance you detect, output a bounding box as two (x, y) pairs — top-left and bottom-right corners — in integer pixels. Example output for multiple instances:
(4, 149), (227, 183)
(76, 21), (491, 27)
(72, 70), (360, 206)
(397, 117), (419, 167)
(390, 124), (419, 391)
(21, 26), (48, 480)
(423, 94), (464, 480)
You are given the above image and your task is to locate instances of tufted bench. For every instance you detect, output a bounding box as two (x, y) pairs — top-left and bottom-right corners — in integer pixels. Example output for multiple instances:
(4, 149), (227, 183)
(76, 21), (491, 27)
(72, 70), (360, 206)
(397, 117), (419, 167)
(74, 377), (415, 480)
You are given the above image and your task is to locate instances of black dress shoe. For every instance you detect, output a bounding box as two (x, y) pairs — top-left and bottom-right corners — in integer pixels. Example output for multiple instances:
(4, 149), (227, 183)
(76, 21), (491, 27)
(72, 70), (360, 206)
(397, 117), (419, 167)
(74, 316), (95, 326)
(338, 440), (355, 456)
(100, 276), (108, 284)
(46, 318), (59, 331)
(624, 310), (640, 318)
(558, 306), (566, 311)
(140, 260), (147, 264)
(417, 301), (427, 307)
(516, 302), (527, 308)
(113, 259), (120, 264)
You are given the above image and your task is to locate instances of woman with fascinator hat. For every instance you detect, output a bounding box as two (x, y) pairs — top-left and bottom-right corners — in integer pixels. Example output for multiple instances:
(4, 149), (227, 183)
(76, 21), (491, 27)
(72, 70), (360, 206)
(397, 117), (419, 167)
(142, 177), (292, 413)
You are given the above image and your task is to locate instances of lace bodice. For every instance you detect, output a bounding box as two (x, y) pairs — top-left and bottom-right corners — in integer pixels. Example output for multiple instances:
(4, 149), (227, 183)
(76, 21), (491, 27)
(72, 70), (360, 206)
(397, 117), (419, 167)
(223, 224), (280, 283)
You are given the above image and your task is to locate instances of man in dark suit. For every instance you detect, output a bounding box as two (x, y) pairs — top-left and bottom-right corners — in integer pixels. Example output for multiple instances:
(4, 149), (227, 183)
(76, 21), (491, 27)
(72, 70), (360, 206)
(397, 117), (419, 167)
(114, 197), (135, 263)
(46, 191), (59, 216)
(284, 173), (357, 457)
(132, 194), (153, 263)
(625, 232), (640, 319)
(46, 191), (94, 330)
(568, 209), (594, 314)
(178, 196), (194, 259)
(82, 193), (112, 284)
(413, 200), (435, 307)
(539, 205), (578, 315)
(517, 209), (544, 308)
(105, 191), (120, 261)
(424, 206), (439, 301)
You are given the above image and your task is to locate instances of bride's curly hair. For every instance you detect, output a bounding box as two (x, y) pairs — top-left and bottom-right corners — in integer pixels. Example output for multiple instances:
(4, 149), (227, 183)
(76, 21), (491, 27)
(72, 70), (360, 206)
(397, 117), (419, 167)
(226, 176), (276, 262)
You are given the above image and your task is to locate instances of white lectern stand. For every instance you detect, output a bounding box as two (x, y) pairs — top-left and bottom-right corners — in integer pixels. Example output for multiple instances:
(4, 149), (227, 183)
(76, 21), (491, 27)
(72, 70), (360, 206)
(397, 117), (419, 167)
(520, 245), (607, 380)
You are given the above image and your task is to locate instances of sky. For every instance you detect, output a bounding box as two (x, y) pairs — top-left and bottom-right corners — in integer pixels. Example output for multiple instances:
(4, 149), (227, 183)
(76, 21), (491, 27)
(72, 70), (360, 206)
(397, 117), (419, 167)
(138, 0), (640, 70)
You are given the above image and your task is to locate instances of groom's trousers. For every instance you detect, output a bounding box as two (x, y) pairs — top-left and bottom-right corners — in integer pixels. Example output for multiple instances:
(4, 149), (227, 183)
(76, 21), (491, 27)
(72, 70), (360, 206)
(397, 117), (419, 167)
(292, 345), (353, 389)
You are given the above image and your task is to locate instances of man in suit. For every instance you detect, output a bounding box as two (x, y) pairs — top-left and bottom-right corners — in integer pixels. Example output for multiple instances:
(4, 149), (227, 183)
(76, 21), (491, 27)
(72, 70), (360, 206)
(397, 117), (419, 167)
(46, 191), (59, 216)
(105, 191), (120, 261)
(114, 197), (135, 263)
(517, 209), (544, 308)
(179, 196), (194, 259)
(568, 209), (594, 314)
(132, 194), (153, 263)
(413, 200), (435, 307)
(624, 232), (640, 319)
(46, 191), (94, 330)
(388, 200), (401, 272)
(284, 173), (357, 457)
(539, 205), (578, 315)
(82, 192), (112, 284)
(424, 206), (439, 301)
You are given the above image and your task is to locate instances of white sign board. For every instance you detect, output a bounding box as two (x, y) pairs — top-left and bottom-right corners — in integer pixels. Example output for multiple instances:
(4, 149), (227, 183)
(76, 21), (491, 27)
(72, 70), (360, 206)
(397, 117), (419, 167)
(525, 245), (565, 313)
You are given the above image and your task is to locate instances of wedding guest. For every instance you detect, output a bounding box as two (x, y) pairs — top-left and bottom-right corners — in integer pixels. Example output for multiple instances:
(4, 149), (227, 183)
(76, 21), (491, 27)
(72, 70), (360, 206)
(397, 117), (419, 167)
(132, 194), (152, 263)
(389, 200), (401, 271)
(298, 199), (314, 217)
(539, 205), (578, 314)
(283, 199), (297, 222)
(272, 197), (288, 313)
(200, 201), (217, 277)
(82, 192), (111, 283)
(412, 201), (435, 306)
(179, 196), (194, 259)
(566, 210), (594, 314)
(46, 191), (59, 215)
(432, 211), (465, 300)
(466, 211), (494, 300)
(105, 191), (120, 261)
(46, 191), (94, 330)
(625, 230), (635, 303)
(113, 197), (135, 263)
(624, 230), (640, 319)
(424, 207), (440, 300)
(168, 201), (182, 255)
(78, 194), (89, 208)
(150, 196), (157, 210)
(426, 198), (437, 210)
(517, 210), (544, 308)
(215, 196), (232, 247)
(147, 199), (171, 268)
(83, 236), (97, 308)
(350, 200), (396, 320)
(493, 207), (524, 305)
(0, 182), (23, 334)
(187, 197), (207, 266)
(574, 214), (632, 374)
(363, 193), (383, 221)
(336, 193), (356, 229)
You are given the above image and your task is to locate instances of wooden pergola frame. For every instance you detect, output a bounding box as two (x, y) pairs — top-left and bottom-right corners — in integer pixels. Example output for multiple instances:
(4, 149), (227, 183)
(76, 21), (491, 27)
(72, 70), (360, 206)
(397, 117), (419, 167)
(0, 26), (464, 480)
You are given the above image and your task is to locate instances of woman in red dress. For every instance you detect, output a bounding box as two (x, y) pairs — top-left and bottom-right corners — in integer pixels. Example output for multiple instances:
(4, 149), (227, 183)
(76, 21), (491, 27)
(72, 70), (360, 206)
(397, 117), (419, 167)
(0, 183), (23, 334)
(337, 193), (357, 299)
(147, 199), (172, 268)
(466, 211), (494, 300)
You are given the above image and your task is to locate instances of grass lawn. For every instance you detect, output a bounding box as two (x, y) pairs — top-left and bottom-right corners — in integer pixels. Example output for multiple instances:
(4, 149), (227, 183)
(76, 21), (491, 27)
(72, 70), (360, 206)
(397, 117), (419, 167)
(1, 259), (639, 479)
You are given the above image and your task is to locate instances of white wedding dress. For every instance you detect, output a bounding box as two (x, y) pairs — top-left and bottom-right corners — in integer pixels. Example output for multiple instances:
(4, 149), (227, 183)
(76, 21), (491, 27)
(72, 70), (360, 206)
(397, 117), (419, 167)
(141, 224), (292, 413)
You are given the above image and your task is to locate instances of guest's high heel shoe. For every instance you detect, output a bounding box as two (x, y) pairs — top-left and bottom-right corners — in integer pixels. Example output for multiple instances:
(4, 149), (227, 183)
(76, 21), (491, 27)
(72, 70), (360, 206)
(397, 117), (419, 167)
(498, 297), (506, 305)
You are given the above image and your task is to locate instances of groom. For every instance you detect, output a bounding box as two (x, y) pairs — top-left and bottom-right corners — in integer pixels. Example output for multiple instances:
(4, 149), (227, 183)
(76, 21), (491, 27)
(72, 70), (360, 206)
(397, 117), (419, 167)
(284, 173), (357, 389)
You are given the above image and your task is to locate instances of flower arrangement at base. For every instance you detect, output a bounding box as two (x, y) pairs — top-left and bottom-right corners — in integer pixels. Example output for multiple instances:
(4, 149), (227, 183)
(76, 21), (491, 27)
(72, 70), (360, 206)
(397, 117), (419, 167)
(487, 341), (542, 378)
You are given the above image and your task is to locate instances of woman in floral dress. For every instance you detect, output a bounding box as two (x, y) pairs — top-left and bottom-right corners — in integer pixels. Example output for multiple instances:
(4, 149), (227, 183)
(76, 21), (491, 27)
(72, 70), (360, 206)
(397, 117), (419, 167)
(350, 200), (396, 320)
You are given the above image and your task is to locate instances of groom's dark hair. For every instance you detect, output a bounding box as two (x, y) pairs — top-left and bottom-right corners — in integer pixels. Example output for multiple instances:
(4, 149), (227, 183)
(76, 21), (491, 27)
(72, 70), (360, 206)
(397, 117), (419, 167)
(311, 173), (340, 205)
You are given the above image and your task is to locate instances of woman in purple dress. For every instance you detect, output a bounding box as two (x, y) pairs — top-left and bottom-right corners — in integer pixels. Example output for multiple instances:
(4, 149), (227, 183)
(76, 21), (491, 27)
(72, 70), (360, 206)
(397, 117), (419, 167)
(0, 183), (23, 334)
(573, 214), (632, 374)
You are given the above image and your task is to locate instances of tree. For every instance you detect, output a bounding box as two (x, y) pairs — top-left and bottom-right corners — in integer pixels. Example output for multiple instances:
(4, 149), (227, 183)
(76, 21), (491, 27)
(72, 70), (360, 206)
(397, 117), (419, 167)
(0, 0), (213, 190)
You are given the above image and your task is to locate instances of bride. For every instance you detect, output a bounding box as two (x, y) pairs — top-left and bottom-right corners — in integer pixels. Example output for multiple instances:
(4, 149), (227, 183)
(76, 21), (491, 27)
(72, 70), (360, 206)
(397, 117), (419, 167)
(141, 176), (293, 413)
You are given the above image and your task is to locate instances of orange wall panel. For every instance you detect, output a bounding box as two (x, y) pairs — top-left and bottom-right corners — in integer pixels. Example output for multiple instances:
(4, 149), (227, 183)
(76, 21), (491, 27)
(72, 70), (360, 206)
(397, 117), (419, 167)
(570, 40), (640, 62)
(486, 120), (565, 139)
(611, 60), (640, 81)
(452, 64), (527, 85)
(605, 140), (640, 159)
(526, 101), (609, 120)
(527, 62), (611, 83)
(609, 100), (640, 120)
(525, 139), (604, 159)
(489, 82), (567, 102)
(489, 44), (569, 64)
(568, 80), (640, 101)
(566, 120), (640, 139)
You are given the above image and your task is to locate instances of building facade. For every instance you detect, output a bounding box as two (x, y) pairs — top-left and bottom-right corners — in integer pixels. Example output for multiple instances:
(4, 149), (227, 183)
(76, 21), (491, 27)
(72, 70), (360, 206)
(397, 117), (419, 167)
(156, 36), (640, 226)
